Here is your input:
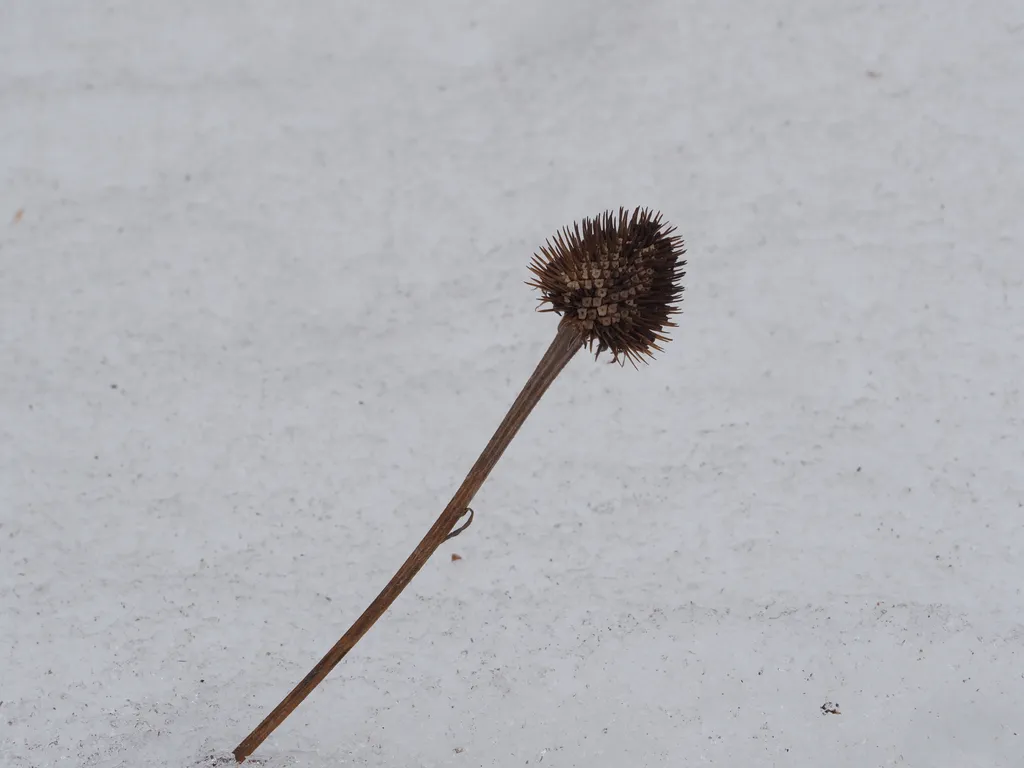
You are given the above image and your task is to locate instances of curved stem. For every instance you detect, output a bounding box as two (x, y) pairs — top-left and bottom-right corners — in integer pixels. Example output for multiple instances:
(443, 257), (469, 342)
(233, 321), (582, 762)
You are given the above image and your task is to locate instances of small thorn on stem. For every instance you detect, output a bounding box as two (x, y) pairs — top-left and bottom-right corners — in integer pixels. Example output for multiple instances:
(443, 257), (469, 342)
(444, 508), (474, 541)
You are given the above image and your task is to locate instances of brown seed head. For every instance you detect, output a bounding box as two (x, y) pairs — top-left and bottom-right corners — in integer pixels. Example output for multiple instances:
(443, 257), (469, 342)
(527, 207), (687, 365)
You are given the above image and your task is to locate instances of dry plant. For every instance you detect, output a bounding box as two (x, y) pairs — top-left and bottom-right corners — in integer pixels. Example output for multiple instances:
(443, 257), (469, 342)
(233, 206), (687, 762)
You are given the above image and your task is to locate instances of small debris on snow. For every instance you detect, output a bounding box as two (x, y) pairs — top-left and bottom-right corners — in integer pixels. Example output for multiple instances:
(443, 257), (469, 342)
(198, 753), (266, 767)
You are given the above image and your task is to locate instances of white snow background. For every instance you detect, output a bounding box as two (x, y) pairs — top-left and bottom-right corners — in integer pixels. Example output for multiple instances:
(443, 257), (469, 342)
(2, 2), (1022, 767)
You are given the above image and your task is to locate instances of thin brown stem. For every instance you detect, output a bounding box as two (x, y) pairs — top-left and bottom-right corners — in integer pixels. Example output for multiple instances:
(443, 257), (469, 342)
(233, 321), (583, 762)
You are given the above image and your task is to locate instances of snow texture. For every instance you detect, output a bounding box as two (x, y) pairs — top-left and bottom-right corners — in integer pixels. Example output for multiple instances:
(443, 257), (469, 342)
(2, 2), (1023, 766)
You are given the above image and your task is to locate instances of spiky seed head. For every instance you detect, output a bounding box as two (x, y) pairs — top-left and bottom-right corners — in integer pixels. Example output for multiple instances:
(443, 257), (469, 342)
(527, 207), (686, 365)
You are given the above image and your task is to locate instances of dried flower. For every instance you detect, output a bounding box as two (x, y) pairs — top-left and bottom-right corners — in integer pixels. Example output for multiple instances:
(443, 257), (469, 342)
(234, 207), (687, 762)
(528, 207), (686, 365)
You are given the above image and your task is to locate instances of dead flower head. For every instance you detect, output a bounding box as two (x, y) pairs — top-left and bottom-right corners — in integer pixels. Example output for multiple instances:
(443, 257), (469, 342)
(527, 207), (686, 365)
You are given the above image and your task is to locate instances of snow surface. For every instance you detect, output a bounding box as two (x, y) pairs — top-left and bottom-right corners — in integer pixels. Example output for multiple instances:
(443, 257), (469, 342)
(2, 2), (1023, 766)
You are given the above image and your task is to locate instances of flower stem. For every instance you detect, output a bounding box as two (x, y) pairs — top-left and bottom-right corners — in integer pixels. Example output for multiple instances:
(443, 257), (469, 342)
(233, 320), (582, 762)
